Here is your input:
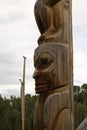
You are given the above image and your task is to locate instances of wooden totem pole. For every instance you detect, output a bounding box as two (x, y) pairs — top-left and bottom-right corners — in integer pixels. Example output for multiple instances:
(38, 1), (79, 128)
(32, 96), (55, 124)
(33, 0), (74, 130)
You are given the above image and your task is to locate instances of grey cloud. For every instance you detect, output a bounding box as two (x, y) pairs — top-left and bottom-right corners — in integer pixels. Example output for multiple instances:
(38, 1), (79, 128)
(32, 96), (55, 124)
(0, 12), (26, 24)
(1, 0), (20, 5)
(1, 88), (20, 99)
(0, 52), (22, 84)
(0, 51), (33, 85)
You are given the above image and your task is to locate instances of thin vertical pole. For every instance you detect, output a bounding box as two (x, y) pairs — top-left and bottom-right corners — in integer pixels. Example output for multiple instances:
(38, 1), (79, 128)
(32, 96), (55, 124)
(19, 56), (26, 130)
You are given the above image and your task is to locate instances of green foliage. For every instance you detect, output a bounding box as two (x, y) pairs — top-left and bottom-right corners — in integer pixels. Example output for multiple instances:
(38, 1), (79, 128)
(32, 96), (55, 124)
(74, 101), (87, 128)
(74, 85), (80, 94)
(81, 83), (87, 92)
(25, 94), (38, 130)
(0, 94), (38, 130)
(74, 84), (87, 128)
(1, 84), (87, 129)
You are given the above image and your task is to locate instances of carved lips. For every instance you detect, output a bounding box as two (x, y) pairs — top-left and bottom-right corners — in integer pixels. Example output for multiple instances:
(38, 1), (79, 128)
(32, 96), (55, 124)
(34, 76), (48, 93)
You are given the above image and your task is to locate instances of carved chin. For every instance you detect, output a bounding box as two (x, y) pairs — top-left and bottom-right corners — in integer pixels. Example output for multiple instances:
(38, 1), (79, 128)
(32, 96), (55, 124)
(35, 84), (48, 93)
(35, 79), (48, 93)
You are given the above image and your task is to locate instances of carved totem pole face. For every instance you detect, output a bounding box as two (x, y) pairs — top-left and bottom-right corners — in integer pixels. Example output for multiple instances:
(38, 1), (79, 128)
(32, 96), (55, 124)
(33, 43), (69, 94)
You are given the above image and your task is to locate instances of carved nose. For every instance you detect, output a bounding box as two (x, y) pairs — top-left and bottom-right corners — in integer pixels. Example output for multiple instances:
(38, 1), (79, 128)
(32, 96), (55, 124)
(33, 69), (41, 79)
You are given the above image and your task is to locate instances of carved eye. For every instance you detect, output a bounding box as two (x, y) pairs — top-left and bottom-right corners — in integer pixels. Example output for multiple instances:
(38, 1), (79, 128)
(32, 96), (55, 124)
(36, 52), (54, 69)
(38, 58), (49, 65)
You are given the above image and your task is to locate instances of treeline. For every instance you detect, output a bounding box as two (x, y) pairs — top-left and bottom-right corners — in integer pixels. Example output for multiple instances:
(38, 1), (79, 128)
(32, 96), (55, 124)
(0, 94), (38, 130)
(74, 83), (87, 128)
(0, 83), (87, 129)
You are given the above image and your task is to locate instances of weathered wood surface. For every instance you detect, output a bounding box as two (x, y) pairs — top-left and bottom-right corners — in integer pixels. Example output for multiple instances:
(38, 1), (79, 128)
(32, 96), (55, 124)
(33, 0), (73, 130)
(34, 0), (72, 45)
(76, 117), (87, 130)
(33, 43), (69, 93)
(34, 91), (71, 130)
(33, 43), (72, 130)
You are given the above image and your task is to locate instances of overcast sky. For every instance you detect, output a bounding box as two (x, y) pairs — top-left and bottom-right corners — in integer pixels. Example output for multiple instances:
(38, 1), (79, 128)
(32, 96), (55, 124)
(0, 0), (87, 98)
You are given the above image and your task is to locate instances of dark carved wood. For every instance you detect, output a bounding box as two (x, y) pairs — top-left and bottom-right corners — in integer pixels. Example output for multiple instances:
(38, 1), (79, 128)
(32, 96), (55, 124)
(33, 43), (69, 93)
(34, 0), (70, 45)
(33, 43), (71, 130)
(33, 0), (74, 129)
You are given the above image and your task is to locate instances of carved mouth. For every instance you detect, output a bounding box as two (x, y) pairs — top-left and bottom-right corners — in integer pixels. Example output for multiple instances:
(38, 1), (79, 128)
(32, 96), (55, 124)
(35, 83), (48, 88)
(34, 77), (48, 92)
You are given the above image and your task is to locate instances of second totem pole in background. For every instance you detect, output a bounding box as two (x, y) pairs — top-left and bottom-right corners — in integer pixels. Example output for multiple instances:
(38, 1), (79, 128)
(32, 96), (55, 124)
(33, 0), (74, 130)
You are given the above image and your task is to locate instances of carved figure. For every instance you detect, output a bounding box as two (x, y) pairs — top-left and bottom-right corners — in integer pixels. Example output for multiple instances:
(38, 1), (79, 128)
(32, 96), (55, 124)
(33, 43), (69, 93)
(34, 0), (69, 44)
(33, 0), (74, 129)
(33, 43), (71, 130)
